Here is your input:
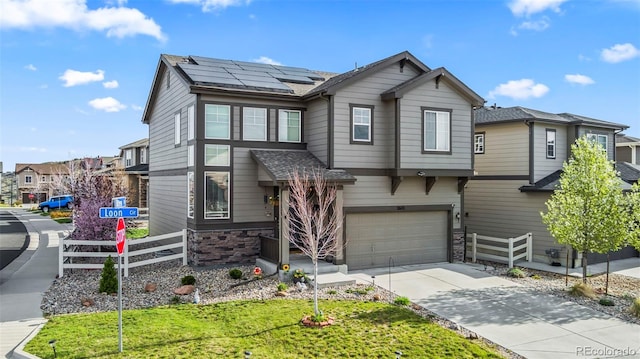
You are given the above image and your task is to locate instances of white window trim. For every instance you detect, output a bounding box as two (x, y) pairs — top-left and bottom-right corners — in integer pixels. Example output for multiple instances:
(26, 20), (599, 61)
(586, 133), (608, 152)
(174, 112), (181, 145)
(243, 107), (268, 141)
(188, 145), (194, 167)
(423, 109), (450, 152)
(474, 133), (484, 154)
(546, 129), (556, 159)
(205, 104), (231, 140)
(25, 175), (32, 184)
(140, 147), (147, 164)
(352, 106), (372, 143)
(187, 104), (195, 141)
(125, 149), (133, 167)
(205, 144), (230, 166)
(204, 171), (230, 219)
(278, 109), (301, 143)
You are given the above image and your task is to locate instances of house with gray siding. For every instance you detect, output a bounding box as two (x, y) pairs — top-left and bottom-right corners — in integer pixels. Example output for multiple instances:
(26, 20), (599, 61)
(465, 106), (637, 267)
(118, 138), (149, 208)
(616, 133), (640, 185)
(141, 51), (484, 270)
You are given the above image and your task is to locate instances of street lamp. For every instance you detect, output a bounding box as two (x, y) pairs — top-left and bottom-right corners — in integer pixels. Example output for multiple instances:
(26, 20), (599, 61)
(48, 339), (57, 358)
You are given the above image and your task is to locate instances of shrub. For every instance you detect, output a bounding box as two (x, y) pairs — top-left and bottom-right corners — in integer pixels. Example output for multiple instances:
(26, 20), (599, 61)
(99, 256), (118, 294)
(181, 275), (196, 286)
(568, 283), (597, 299)
(169, 296), (181, 305)
(327, 290), (337, 295)
(50, 210), (72, 219)
(346, 286), (374, 295)
(14, 200), (22, 206)
(506, 268), (525, 278)
(599, 297), (615, 306)
(394, 296), (410, 306)
(530, 274), (542, 280)
(277, 282), (288, 292)
(229, 268), (243, 279)
(310, 311), (326, 323)
(630, 298), (640, 318)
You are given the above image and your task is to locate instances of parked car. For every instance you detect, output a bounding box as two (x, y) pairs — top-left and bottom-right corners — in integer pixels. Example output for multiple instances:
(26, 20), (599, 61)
(38, 195), (73, 212)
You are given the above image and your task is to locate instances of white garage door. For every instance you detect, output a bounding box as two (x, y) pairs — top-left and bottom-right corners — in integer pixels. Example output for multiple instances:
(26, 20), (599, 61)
(346, 211), (448, 270)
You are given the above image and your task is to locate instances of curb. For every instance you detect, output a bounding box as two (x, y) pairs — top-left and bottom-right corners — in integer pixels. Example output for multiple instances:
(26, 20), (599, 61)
(10, 322), (47, 359)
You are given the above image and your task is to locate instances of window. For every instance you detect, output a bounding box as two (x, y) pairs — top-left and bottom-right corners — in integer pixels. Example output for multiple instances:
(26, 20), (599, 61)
(125, 149), (133, 167)
(587, 133), (608, 152)
(174, 112), (181, 145)
(474, 133), (485, 154)
(187, 172), (194, 218)
(140, 147), (147, 164)
(187, 104), (195, 141)
(278, 110), (301, 142)
(205, 104), (231, 139)
(243, 107), (267, 141)
(205, 172), (229, 219)
(188, 145), (194, 167)
(351, 105), (373, 143)
(205, 144), (230, 166)
(41, 176), (47, 182)
(423, 109), (450, 152)
(546, 129), (556, 159)
(25, 175), (32, 184)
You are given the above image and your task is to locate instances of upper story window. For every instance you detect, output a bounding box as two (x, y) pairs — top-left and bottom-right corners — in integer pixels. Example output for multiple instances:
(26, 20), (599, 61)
(188, 145), (194, 167)
(125, 149), (133, 167)
(205, 104), (231, 140)
(187, 104), (195, 141)
(474, 133), (485, 154)
(205, 144), (230, 166)
(279, 110), (301, 143)
(174, 111), (181, 145)
(350, 105), (373, 144)
(546, 129), (556, 159)
(25, 175), (32, 184)
(243, 107), (267, 141)
(423, 109), (450, 153)
(586, 133), (608, 153)
(41, 175), (47, 182)
(140, 147), (147, 164)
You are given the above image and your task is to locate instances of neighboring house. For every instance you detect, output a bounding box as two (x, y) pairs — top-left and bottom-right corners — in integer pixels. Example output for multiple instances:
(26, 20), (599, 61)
(616, 133), (640, 185)
(14, 162), (69, 204)
(141, 50), (484, 269)
(465, 106), (637, 267)
(119, 138), (149, 207)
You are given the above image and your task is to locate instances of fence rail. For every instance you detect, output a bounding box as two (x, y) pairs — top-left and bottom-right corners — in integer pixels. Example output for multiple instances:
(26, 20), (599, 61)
(466, 232), (532, 268)
(59, 229), (187, 277)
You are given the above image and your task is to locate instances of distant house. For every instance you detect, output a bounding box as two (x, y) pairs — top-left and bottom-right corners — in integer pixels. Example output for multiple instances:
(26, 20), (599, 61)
(141, 51), (484, 269)
(615, 133), (640, 185)
(465, 106), (637, 266)
(14, 162), (69, 204)
(119, 138), (149, 207)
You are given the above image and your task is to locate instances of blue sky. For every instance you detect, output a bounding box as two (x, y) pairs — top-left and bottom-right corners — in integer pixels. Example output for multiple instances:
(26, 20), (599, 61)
(1, 0), (639, 171)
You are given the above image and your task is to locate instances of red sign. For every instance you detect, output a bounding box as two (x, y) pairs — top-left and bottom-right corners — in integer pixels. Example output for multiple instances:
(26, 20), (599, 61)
(28, 194), (34, 199)
(116, 217), (126, 256)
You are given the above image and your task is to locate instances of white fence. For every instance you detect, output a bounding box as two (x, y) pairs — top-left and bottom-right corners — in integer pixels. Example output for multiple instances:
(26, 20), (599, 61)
(466, 232), (532, 268)
(59, 229), (187, 277)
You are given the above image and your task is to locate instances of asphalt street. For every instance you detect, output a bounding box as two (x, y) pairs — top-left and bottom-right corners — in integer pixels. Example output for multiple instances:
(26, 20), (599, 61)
(0, 211), (29, 270)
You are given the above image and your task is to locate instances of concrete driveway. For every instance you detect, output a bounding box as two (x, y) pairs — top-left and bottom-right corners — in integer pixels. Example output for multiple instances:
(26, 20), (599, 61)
(348, 262), (640, 359)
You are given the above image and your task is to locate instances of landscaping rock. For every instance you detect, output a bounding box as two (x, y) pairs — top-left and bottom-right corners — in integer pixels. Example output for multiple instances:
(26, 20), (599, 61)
(81, 298), (94, 307)
(275, 291), (289, 297)
(174, 285), (195, 295)
(144, 283), (157, 292)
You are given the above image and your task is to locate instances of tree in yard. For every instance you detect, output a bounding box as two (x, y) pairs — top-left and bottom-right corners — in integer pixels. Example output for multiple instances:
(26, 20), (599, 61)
(541, 136), (630, 284)
(286, 168), (342, 318)
(627, 182), (640, 251)
(99, 255), (118, 294)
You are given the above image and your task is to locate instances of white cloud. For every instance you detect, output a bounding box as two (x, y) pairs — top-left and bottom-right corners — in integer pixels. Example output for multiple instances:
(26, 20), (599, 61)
(488, 79), (550, 100)
(508, 0), (567, 16)
(600, 43), (640, 63)
(253, 56), (282, 66)
(131, 104), (143, 111)
(88, 97), (126, 112)
(59, 69), (105, 87)
(18, 146), (48, 153)
(0, 0), (166, 42)
(518, 17), (550, 31)
(103, 80), (119, 89)
(578, 54), (592, 62)
(166, 0), (250, 12)
(24, 64), (37, 71)
(564, 74), (595, 85)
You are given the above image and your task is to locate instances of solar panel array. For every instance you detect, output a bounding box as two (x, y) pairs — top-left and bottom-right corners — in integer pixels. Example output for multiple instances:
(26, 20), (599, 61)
(177, 56), (325, 93)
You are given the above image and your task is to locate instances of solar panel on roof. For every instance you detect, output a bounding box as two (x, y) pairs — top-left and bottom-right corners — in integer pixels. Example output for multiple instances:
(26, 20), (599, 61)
(238, 79), (291, 91)
(234, 73), (280, 83)
(191, 74), (244, 86)
(269, 73), (315, 84)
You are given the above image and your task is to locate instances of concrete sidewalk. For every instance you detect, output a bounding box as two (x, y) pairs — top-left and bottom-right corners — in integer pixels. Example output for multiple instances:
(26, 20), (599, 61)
(349, 262), (640, 359)
(0, 209), (72, 359)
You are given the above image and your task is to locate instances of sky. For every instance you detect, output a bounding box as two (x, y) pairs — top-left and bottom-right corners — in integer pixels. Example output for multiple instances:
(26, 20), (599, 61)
(1, 0), (639, 172)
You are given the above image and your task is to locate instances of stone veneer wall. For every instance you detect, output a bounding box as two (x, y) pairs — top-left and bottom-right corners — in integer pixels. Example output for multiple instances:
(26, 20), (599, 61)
(187, 228), (274, 266)
(452, 231), (465, 262)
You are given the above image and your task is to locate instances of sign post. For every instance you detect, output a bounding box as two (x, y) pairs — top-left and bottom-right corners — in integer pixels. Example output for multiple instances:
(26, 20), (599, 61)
(116, 217), (126, 353)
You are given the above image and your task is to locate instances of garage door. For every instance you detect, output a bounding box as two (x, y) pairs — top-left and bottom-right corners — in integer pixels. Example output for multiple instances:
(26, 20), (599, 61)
(346, 211), (448, 270)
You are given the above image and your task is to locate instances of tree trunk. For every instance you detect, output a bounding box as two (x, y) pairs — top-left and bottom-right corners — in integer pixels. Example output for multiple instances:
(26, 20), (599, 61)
(605, 253), (610, 295)
(565, 246), (570, 287)
(582, 250), (588, 284)
(313, 259), (319, 316)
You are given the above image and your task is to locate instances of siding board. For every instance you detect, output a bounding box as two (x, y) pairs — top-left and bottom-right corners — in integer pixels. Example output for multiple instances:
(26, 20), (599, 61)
(474, 122), (529, 176)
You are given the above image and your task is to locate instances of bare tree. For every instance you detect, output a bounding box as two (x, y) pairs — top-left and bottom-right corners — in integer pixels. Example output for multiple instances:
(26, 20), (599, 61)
(286, 168), (343, 317)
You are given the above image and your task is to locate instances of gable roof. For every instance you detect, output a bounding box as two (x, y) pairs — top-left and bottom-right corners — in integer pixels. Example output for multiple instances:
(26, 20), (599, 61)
(119, 138), (149, 150)
(250, 149), (356, 184)
(617, 162), (640, 184)
(616, 133), (640, 144)
(15, 162), (69, 175)
(520, 169), (633, 192)
(475, 106), (628, 130)
(303, 51), (430, 99)
(380, 67), (484, 106)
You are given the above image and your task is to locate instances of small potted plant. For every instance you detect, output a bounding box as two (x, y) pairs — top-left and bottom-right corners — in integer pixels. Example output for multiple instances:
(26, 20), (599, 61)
(292, 269), (306, 284)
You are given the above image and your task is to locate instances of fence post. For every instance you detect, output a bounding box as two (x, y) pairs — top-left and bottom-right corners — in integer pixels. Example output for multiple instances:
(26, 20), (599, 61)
(508, 238), (514, 268)
(182, 229), (188, 266)
(124, 238), (129, 278)
(472, 233), (477, 263)
(526, 233), (533, 262)
(59, 235), (64, 278)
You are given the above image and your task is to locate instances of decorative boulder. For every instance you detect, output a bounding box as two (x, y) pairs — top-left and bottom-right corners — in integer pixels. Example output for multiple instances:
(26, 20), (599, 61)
(174, 285), (195, 295)
(81, 298), (94, 307)
(275, 291), (289, 297)
(144, 283), (157, 292)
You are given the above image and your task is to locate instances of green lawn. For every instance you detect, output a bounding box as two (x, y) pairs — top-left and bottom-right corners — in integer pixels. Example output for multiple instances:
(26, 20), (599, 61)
(25, 299), (504, 358)
(126, 227), (149, 239)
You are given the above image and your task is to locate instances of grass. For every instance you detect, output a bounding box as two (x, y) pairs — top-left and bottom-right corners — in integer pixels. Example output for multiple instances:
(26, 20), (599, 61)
(25, 299), (504, 358)
(126, 228), (149, 239)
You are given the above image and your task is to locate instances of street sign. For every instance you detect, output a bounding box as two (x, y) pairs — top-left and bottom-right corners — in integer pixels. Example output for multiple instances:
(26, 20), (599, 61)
(99, 207), (139, 218)
(112, 197), (126, 208)
(116, 217), (126, 256)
